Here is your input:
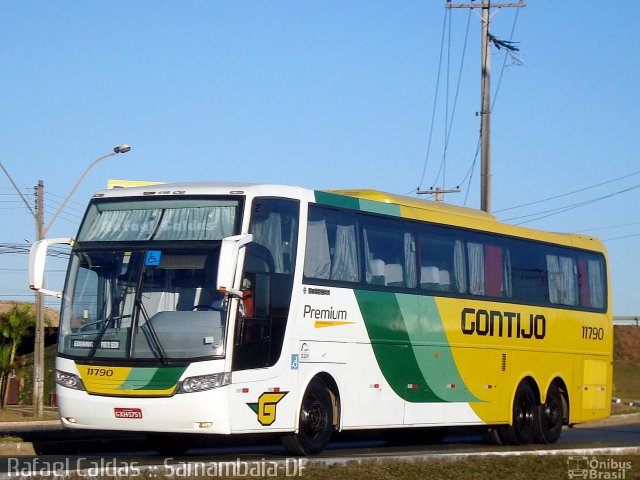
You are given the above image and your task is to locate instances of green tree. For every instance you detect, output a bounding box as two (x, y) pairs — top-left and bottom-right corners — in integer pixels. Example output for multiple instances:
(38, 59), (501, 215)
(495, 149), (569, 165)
(0, 305), (35, 408)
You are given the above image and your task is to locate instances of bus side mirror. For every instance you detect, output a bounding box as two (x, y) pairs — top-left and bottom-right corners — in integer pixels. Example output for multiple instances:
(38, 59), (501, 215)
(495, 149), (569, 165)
(217, 233), (253, 297)
(29, 237), (74, 298)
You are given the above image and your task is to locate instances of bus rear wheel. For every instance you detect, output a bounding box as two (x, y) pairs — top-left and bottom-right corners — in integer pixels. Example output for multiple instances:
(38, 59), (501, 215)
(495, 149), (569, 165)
(535, 383), (564, 444)
(282, 379), (333, 455)
(499, 381), (537, 445)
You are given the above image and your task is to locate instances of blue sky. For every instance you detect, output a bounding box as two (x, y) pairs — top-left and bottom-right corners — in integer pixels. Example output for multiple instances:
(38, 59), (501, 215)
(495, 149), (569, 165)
(1, 1), (638, 315)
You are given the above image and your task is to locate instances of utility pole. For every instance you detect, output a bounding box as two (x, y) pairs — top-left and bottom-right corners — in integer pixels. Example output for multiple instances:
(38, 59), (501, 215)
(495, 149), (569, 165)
(480, 0), (492, 213)
(33, 180), (45, 418)
(445, 1), (525, 213)
(416, 186), (461, 202)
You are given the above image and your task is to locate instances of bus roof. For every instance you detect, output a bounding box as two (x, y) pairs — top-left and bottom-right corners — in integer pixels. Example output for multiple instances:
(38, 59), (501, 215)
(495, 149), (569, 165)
(323, 188), (606, 252)
(324, 189), (498, 222)
(87, 182), (605, 253)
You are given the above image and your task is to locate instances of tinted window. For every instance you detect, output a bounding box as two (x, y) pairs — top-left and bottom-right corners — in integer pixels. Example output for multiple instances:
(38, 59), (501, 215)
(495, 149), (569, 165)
(303, 204), (607, 312)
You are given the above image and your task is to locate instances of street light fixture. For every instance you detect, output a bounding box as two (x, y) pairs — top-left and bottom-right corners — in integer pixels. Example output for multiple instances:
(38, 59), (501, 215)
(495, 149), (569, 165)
(44, 144), (131, 235)
(114, 144), (131, 154)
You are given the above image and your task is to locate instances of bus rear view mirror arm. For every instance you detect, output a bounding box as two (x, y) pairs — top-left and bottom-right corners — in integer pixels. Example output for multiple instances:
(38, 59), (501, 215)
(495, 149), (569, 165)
(217, 233), (253, 297)
(29, 237), (75, 298)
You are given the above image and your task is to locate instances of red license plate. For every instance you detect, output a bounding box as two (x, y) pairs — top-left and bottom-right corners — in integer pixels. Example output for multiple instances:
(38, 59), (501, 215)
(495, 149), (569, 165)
(114, 407), (143, 419)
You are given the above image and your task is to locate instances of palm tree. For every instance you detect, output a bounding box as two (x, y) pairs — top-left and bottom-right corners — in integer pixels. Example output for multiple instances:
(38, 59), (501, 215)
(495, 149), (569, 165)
(0, 305), (35, 408)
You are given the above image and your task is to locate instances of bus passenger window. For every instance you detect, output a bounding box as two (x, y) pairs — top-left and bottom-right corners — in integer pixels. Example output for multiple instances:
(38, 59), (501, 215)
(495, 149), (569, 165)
(467, 241), (512, 298)
(577, 257), (606, 309)
(362, 219), (416, 289)
(416, 232), (466, 294)
(547, 255), (578, 306)
(304, 206), (360, 283)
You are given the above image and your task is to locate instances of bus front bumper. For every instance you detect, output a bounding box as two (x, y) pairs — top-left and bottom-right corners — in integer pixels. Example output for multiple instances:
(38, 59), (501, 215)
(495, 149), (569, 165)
(56, 386), (231, 434)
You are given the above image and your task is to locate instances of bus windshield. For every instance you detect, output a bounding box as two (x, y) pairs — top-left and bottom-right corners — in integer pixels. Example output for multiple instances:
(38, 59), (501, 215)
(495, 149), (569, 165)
(59, 197), (243, 362)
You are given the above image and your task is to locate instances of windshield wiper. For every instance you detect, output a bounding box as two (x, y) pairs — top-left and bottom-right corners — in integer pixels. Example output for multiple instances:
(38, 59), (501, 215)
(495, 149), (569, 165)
(135, 299), (170, 365)
(87, 265), (136, 362)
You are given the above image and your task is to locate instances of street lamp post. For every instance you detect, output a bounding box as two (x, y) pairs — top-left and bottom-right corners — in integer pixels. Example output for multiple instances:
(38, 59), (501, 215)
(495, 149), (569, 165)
(32, 144), (131, 418)
(32, 144), (131, 417)
(1, 144), (131, 418)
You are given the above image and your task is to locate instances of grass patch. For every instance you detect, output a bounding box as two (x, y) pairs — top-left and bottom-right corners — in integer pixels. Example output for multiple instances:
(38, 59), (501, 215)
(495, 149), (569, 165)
(0, 406), (58, 423)
(613, 363), (640, 400)
(300, 456), (640, 480)
(33, 456), (640, 480)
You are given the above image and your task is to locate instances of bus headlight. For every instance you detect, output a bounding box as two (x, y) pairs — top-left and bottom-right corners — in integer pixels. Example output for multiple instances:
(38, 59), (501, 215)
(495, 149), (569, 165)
(55, 370), (85, 391)
(178, 373), (231, 394)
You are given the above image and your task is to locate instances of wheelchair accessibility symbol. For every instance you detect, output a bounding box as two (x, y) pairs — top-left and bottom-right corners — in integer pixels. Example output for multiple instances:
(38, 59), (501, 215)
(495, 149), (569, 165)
(145, 250), (161, 266)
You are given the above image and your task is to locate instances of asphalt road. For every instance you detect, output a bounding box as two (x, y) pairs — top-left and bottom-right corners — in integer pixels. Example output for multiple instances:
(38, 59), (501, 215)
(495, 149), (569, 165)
(0, 415), (638, 476)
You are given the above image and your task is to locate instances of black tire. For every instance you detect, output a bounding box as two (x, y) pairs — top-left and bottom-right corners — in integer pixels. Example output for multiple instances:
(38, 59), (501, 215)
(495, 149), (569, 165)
(281, 379), (333, 455)
(535, 383), (564, 444)
(381, 427), (448, 446)
(498, 381), (538, 445)
(146, 433), (194, 456)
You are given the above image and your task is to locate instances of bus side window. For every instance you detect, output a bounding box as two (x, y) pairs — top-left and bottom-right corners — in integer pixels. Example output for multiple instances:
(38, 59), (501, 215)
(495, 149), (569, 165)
(547, 254), (578, 306)
(416, 230), (467, 294)
(304, 206), (360, 284)
(577, 257), (606, 309)
(466, 240), (512, 299)
(362, 218), (415, 288)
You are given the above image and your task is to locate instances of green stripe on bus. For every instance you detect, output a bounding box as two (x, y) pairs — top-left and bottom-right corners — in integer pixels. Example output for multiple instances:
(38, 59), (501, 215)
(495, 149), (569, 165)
(355, 290), (443, 403)
(358, 199), (400, 216)
(314, 191), (401, 217)
(120, 367), (186, 391)
(144, 366), (186, 390)
(314, 191), (361, 210)
(355, 290), (479, 403)
(397, 295), (479, 403)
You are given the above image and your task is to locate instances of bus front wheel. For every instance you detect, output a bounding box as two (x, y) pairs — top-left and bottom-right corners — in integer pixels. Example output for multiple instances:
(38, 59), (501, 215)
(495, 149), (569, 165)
(499, 381), (537, 445)
(282, 379), (333, 455)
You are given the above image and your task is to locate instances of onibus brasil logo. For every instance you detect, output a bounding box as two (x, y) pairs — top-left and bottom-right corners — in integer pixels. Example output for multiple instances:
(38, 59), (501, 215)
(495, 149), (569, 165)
(247, 392), (288, 426)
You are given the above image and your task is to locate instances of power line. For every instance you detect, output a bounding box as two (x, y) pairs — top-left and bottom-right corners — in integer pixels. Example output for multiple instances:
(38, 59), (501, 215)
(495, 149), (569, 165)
(416, 7), (449, 192)
(44, 207), (82, 222)
(0, 161), (36, 217)
(572, 220), (640, 234)
(45, 200), (85, 217)
(458, 5), (522, 206)
(0, 243), (70, 258)
(496, 169), (640, 213)
(503, 183), (640, 225)
(44, 198), (84, 217)
(0, 295), (39, 298)
(432, 6), (473, 191)
(46, 190), (85, 208)
(603, 232), (640, 242)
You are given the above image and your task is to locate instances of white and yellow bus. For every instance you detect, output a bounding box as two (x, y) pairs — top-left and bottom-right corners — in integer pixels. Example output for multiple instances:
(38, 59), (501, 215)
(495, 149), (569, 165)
(29, 183), (612, 455)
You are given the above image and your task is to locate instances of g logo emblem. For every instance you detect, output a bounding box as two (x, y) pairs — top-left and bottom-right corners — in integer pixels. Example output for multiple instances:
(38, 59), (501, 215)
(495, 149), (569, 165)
(247, 391), (288, 426)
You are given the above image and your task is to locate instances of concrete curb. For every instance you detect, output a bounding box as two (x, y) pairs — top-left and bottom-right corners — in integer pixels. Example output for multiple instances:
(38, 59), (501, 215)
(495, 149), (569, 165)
(0, 442), (36, 456)
(572, 413), (640, 428)
(0, 420), (60, 431)
(303, 446), (640, 468)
